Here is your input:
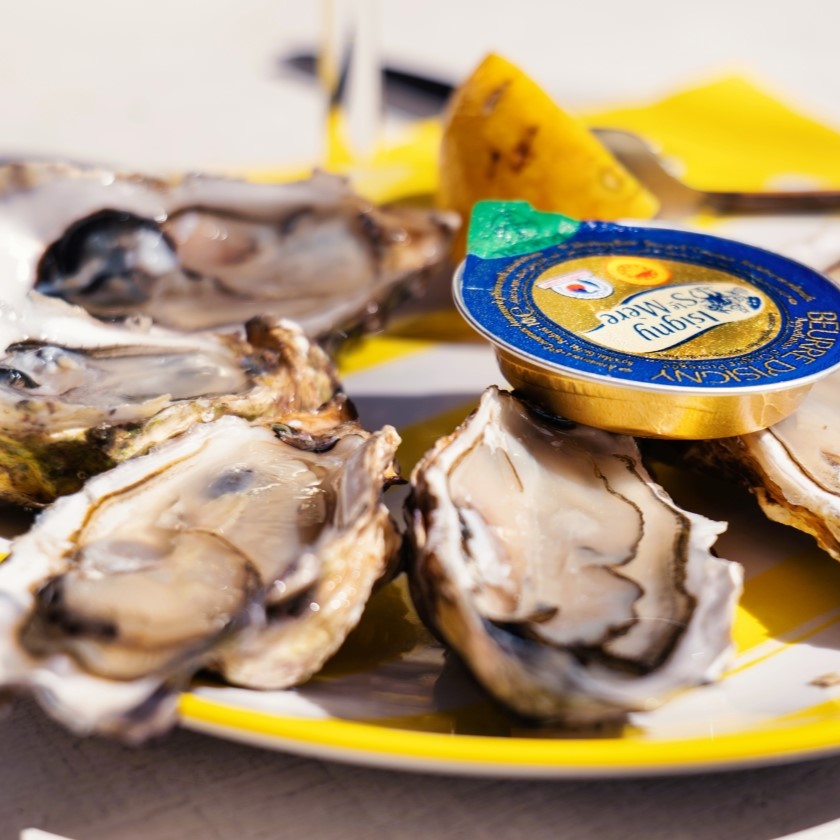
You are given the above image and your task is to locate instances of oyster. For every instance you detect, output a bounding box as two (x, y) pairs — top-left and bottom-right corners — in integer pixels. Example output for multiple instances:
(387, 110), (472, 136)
(406, 387), (742, 725)
(0, 293), (338, 506)
(0, 411), (401, 739)
(0, 163), (455, 344)
(682, 370), (840, 561)
(211, 409), (403, 689)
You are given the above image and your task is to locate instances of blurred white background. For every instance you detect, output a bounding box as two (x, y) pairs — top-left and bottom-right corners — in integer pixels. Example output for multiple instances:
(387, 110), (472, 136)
(1, 0), (840, 171)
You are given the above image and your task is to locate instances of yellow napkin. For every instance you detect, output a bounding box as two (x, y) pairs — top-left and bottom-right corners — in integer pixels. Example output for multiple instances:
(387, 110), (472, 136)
(289, 74), (840, 203)
(585, 75), (840, 192)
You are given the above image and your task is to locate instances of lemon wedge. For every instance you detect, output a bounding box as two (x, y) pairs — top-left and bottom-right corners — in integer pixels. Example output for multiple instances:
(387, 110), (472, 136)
(438, 53), (659, 260)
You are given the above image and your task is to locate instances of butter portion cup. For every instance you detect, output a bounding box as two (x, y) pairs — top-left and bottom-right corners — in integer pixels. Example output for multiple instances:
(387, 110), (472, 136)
(454, 201), (840, 439)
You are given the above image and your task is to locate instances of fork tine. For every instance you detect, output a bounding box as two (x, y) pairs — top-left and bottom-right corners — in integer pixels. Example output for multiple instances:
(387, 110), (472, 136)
(592, 128), (702, 218)
(593, 127), (840, 218)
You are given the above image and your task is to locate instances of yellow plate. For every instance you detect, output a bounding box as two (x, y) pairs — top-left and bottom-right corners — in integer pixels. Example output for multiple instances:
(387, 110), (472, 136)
(179, 320), (840, 778)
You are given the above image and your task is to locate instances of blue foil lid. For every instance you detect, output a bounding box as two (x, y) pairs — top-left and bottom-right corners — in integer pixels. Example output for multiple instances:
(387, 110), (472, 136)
(455, 201), (840, 394)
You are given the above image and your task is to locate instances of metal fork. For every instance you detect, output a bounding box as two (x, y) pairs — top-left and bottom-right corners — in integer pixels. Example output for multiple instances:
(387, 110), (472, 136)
(592, 127), (840, 219)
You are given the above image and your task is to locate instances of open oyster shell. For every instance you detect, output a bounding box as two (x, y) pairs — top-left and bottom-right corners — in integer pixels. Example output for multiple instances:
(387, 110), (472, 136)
(406, 386), (742, 725)
(681, 370), (840, 561)
(211, 409), (403, 689)
(0, 163), (455, 346)
(0, 292), (339, 506)
(0, 411), (401, 740)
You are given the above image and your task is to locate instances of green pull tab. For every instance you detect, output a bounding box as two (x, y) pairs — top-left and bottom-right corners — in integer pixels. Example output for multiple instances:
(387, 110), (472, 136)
(467, 200), (581, 260)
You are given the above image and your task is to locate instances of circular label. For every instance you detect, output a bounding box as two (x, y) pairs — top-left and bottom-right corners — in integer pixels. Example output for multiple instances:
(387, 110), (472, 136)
(534, 269), (613, 300)
(605, 257), (671, 286)
(455, 221), (840, 393)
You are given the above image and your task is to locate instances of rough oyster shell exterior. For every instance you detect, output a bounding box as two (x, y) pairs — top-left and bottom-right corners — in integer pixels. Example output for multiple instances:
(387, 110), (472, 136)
(682, 371), (840, 561)
(0, 303), (340, 506)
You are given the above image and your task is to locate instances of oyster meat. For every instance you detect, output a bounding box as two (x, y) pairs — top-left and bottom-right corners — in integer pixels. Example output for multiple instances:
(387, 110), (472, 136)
(407, 387), (742, 725)
(0, 293), (338, 506)
(683, 370), (840, 561)
(0, 411), (401, 739)
(211, 407), (403, 689)
(0, 163), (455, 344)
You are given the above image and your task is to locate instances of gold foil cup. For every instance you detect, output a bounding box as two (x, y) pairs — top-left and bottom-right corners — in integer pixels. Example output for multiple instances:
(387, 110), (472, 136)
(497, 350), (811, 439)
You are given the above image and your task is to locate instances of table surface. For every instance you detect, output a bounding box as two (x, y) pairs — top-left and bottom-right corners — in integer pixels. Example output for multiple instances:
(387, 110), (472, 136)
(5, 2), (840, 838)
